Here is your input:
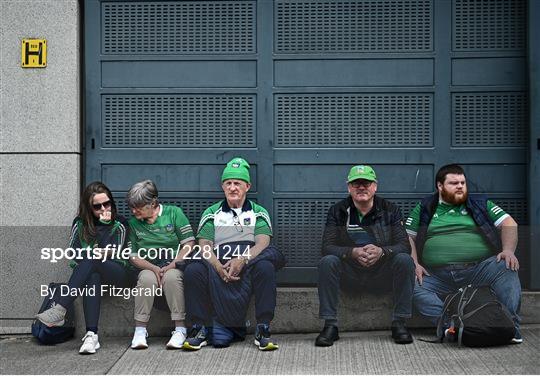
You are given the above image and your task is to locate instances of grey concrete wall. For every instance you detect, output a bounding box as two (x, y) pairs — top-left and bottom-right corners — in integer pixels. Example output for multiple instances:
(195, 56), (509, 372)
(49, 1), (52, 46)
(0, 0), (80, 333)
(74, 289), (540, 337)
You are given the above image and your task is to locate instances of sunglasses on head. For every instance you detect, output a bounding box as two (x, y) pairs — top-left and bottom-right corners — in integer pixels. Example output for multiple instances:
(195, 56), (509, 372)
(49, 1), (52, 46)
(92, 200), (112, 211)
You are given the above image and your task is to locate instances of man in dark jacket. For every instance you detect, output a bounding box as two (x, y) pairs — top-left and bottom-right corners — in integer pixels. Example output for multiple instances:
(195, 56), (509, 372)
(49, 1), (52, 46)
(316, 165), (415, 346)
(406, 164), (522, 343)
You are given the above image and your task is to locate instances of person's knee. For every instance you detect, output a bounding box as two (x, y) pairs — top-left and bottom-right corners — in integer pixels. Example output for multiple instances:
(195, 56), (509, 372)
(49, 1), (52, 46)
(162, 268), (183, 286)
(484, 255), (520, 280)
(252, 260), (274, 276)
(137, 269), (158, 288)
(86, 272), (101, 286)
(392, 253), (415, 272)
(319, 255), (341, 272)
(184, 262), (208, 281)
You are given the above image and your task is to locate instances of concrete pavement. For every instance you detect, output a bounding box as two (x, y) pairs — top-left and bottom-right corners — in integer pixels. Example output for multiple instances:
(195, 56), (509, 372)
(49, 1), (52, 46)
(2, 326), (539, 374)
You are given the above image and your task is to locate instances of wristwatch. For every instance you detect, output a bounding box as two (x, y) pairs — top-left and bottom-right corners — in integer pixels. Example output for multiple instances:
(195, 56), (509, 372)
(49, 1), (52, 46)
(382, 247), (393, 259)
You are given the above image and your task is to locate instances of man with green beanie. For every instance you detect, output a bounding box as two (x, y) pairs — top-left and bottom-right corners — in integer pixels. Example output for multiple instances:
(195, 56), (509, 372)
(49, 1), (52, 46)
(316, 165), (415, 346)
(183, 157), (285, 351)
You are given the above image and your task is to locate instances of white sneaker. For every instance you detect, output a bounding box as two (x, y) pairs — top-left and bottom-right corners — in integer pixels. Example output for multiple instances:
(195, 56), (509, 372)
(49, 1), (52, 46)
(166, 330), (186, 349)
(131, 329), (148, 349)
(36, 303), (67, 327)
(79, 331), (100, 354)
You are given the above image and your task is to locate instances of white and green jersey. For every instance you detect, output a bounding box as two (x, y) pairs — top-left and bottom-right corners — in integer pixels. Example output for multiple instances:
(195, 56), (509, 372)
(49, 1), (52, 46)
(197, 200), (272, 246)
(128, 204), (194, 264)
(405, 200), (509, 266)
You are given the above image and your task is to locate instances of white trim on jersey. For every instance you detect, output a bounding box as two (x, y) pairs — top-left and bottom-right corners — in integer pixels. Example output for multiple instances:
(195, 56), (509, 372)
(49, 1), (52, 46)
(198, 213), (216, 233)
(68, 221), (79, 248)
(494, 213), (510, 228)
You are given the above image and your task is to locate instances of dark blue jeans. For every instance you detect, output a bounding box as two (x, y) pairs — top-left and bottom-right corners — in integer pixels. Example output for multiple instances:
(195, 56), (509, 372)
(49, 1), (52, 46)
(413, 255), (521, 330)
(55, 259), (135, 332)
(184, 260), (276, 326)
(318, 253), (415, 322)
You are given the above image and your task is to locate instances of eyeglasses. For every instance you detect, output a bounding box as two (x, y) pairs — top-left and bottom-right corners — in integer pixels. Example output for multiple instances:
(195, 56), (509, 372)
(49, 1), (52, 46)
(233, 215), (243, 232)
(350, 180), (373, 188)
(130, 203), (152, 212)
(92, 200), (112, 211)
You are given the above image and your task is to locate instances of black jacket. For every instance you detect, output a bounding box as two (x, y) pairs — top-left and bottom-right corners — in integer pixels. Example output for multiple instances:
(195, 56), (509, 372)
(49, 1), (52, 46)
(321, 195), (410, 264)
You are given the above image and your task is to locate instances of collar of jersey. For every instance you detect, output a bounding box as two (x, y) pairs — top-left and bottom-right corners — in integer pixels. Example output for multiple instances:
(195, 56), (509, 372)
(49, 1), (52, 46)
(221, 199), (252, 213)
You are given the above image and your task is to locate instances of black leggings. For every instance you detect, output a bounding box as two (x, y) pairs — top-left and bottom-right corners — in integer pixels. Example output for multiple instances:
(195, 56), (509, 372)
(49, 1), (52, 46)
(55, 259), (134, 333)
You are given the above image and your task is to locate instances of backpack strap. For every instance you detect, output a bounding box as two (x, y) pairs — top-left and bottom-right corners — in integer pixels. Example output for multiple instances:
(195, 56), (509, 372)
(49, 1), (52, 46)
(456, 285), (477, 345)
(461, 301), (500, 320)
(436, 289), (463, 340)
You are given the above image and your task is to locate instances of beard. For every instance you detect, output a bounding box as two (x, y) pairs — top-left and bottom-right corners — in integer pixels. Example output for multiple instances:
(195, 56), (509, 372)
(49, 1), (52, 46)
(440, 187), (468, 205)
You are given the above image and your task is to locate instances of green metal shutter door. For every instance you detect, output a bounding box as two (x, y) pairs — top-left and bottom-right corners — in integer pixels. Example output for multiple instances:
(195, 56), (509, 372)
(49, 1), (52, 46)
(85, 0), (529, 286)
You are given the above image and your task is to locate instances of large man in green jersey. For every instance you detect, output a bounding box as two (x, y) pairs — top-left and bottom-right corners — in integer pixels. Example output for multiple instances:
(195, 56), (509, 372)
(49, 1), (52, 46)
(406, 164), (522, 343)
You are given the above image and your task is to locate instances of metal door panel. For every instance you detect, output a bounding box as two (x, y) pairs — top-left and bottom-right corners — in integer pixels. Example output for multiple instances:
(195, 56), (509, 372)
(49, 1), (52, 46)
(85, 0), (530, 286)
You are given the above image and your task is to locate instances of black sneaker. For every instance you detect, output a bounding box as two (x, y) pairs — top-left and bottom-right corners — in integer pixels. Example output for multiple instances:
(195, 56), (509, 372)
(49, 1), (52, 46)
(391, 320), (413, 344)
(254, 324), (279, 351)
(182, 325), (208, 351)
(315, 325), (339, 347)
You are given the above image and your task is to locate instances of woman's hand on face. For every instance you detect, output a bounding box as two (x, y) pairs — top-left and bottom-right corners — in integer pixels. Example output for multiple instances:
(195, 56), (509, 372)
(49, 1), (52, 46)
(100, 210), (112, 222)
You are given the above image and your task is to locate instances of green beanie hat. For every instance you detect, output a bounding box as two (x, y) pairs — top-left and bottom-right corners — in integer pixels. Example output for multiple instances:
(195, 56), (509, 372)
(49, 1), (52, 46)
(221, 157), (251, 184)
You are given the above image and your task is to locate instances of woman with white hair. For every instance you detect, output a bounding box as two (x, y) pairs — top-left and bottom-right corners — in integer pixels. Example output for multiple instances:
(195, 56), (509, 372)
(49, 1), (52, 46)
(126, 180), (195, 350)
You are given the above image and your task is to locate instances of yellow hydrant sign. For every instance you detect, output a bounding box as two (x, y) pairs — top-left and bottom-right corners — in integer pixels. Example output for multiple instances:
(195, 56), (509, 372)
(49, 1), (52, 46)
(21, 39), (47, 68)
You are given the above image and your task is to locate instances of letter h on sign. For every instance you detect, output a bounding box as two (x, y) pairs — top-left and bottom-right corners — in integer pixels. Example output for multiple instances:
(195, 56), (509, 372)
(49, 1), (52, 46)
(21, 39), (47, 68)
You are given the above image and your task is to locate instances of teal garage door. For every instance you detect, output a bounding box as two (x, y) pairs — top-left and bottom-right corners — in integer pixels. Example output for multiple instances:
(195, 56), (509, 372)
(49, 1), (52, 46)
(85, 0), (529, 286)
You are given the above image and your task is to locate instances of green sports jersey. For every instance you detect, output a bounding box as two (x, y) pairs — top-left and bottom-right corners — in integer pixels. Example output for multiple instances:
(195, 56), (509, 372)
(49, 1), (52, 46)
(197, 200), (272, 246)
(405, 200), (509, 267)
(128, 204), (194, 265)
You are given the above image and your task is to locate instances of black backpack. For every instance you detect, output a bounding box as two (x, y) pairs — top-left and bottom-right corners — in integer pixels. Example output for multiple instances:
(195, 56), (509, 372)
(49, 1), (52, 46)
(31, 283), (75, 345)
(436, 285), (515, 347)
